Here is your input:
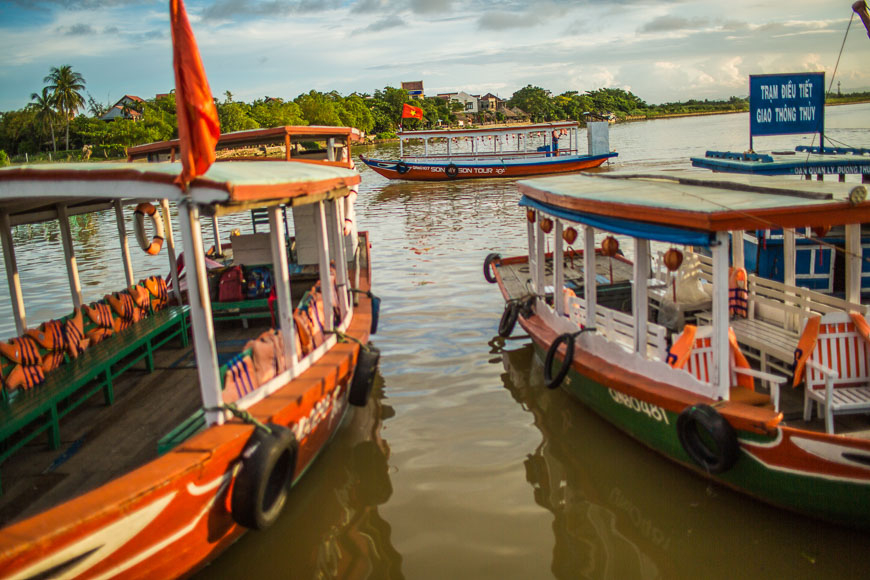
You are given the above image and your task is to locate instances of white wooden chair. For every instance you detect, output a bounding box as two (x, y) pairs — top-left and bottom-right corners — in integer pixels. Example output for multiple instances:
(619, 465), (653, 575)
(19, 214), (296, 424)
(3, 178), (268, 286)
(670, 325), (786, 410)
(801, 311), (870, 434)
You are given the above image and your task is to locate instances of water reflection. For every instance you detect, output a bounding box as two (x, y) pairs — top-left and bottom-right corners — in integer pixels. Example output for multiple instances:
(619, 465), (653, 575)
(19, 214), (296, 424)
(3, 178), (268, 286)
(496, 341), (870, 580)
(199, 376), (404, 579)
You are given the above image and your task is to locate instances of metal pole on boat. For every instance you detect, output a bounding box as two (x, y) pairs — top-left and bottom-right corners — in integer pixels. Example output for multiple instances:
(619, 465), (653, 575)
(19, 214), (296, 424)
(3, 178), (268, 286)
(211, 215), (222, 256)
(0, 211), (26, 335)
(327, 138), (335, 162)
(268, 205), (298, 369)
(711, 231), (730, 400)
(846, 223), (862, 304)
(535, 213), (546, 301)
(554, 220), (565, 316)
(783, 228), (798, 331)
(113, 200), (135, 288)
(160, 199), (183, 305)
(56, 203), (83, 310)
(732, 231), (745, 269)
(177, 198), (223, 426)
(632, 239), (649, 356)
(314, 201), (335, 332)
(327, 198), (350, 319)
(527, 212), (538, 293)
(583, 226), (597, 325)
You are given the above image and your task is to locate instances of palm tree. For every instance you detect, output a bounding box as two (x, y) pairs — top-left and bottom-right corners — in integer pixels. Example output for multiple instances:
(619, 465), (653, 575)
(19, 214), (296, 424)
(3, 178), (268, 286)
(30, 87), (58, 152)
(44, 65), (86, 150)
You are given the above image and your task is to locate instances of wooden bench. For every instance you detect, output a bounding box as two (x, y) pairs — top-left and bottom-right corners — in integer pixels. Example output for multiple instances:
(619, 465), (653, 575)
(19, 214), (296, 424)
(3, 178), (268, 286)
(0, 305), (189, 491)
(801, 311), (870, 434)
(564, 290), (668, 360)
(690, 253), (866, 376)
(212, 298), (271, 325)
(670, 324), (787, 409)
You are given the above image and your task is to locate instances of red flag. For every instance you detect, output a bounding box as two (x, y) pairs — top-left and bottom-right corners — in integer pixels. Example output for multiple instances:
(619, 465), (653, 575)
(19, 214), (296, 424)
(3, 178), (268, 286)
(402, 103), (424, 120)
(170, 0), (221, 186)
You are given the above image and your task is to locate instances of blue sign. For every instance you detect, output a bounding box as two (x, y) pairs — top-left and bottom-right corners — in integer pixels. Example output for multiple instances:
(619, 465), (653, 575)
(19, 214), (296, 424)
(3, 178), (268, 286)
(750, 72), (824, 137)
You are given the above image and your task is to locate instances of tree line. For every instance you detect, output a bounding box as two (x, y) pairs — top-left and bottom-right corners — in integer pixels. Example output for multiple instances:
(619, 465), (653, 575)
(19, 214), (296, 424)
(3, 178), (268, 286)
(2, 64), (865, 164)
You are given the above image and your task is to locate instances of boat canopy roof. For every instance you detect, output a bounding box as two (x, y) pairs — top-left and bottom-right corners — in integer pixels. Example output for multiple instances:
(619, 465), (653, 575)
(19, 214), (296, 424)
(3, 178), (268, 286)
(127, 125), (363, 160)
(518, 170), (870, 247)
(398, 121), (578, 140)
(0, 161), (360, 226)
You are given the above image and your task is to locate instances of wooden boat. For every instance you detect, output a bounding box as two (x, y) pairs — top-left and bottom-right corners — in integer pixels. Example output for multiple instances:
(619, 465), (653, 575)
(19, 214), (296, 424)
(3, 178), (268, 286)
(359, 121), (617, 181)
(486, 170), (870, 528)
(0, 156), (378, 576)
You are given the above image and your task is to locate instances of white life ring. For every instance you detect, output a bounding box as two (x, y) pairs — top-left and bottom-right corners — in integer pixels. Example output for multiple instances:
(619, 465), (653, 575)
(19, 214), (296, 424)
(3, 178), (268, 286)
(133, 202), (165, 255)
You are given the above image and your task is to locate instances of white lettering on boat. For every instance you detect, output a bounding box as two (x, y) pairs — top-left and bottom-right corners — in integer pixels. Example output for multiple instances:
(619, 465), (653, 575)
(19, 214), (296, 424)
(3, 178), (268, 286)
(608, 388), (669, 424)
(292, 385), (345, 442)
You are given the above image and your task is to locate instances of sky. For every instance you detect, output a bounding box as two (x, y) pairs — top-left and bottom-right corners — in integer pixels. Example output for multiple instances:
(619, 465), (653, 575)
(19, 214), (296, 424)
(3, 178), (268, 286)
(0, 0), (868, 112)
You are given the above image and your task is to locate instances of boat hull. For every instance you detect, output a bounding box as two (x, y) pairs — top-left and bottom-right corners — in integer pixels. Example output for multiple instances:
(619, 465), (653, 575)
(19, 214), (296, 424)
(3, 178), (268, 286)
(0, 233), (376, 579)
(359, 153), (617, 181)
(493, 261), (870, 529)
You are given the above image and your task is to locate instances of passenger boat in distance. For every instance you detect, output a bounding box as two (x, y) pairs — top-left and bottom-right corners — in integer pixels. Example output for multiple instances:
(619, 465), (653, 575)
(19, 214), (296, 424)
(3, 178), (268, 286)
(359, 121), (617, 181)
(486, 170), (870, 528)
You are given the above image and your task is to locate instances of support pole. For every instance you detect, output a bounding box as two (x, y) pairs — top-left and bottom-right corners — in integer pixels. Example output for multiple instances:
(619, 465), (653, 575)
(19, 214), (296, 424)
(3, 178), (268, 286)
(535, 213), (546, 300)
(0, 212), (26, 334)
(633, 238), (649, 356)
(712, 231), (730, 400)
(177, 199), (223, 426)
(114, 200), (134, 287)
(583, 226), (597, 327)
(314, 201), (335, 332)
(159, 199), (182, 305)
(732, 231), (745, 270)
(846, 223), (862, 305)
(327, 199), (350, 319)
(783, 228), (797, 331)
(57, 204), (83, 310)
(269, 206), (298, 369)
(211, 215), (222, 256)
(554, 220), (564, 316)
(527, 213), (538, 294)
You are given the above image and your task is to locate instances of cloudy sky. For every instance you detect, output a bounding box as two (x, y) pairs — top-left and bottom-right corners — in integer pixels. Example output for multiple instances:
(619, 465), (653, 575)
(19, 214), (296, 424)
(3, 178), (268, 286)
(0, 0), (868, 111)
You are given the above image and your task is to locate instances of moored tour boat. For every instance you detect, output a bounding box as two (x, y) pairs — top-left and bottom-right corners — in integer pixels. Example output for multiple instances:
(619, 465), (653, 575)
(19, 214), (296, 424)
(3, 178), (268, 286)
(360, 121), (617, 181)
(486, 170), (870, 528)
(0, 1), (380, 577)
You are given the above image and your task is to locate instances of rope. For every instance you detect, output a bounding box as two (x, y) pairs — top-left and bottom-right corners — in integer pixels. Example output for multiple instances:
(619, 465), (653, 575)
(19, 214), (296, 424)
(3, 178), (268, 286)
(204, 402), (272, 435)
(325, 328), (369, 350)
(814, 11), (856, 153)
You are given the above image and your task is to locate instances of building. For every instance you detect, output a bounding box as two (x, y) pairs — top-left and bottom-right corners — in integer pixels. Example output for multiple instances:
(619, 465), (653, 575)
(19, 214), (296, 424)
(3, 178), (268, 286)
(436, 91), (479, 114)
(100, 95), (145, 121)
(402, 81), (424, 99)
(479, 93), (505, 112)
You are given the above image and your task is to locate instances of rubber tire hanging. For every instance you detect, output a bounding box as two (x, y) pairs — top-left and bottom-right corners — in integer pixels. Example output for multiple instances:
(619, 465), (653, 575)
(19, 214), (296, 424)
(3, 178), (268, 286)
(445, 163), (459, 178)
(544, 333), (575, 389)
(349, 345), (381, 406)
(498, 301), (519, 337)
(676, 404), (739, 474)
(231, 424), (297, 530)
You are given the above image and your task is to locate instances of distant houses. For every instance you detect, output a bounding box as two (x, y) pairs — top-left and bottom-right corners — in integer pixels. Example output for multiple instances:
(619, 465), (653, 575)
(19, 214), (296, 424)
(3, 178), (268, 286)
(99, 95), (144, 121)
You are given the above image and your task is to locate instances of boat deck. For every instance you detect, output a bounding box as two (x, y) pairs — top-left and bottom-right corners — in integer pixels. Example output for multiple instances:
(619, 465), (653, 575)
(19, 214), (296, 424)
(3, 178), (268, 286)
(0, 319), (264, 526)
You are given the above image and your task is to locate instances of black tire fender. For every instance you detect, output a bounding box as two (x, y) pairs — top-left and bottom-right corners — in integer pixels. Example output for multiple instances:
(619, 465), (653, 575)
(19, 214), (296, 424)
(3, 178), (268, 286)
(395, 162), (409, 174)
(498, 301), (519, 337)
(544, 332), (575, 389)
(445, 163), (459, 178)
(483, 252), (501, 283)
(231, 424), (297, 530)
(676, 404), (739, 474)
(349, 345), (381, 406)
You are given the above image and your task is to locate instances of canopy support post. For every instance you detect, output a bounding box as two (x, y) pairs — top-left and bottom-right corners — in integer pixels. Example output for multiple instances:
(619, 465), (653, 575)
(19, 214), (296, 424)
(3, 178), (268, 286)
(160, 199), (182, 305)
(783, 228), (797, 331)
(554, 220), (564, 316)
(269, 206), (298, 370)
(732, 231), (745, 270)
(314, 201), (335, 332)
(535, 213), (546, 301)
(328, 199), (350, 319)
(177, 199), (223, 426)
(583, 226), (597, 326)
(633, 238), (649, 356)
(712, 231), (730, 400)
(57, 203), (83, 310)
(114, 200), (134, 288)
(0, 211), (26, 335)
(211, 215), (222, 256)
(527, 212), (538, 294)
(846, 223), (862, 305)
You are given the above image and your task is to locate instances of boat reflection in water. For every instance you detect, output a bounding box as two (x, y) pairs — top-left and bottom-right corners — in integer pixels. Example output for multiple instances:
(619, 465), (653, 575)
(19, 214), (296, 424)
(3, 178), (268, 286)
(495, 341), (866, 580)
(197, 376), (403, 579)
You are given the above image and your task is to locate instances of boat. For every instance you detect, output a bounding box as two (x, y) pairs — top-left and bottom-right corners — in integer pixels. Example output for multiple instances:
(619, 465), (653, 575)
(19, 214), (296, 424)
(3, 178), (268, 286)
(485, 170), (870, 528)
(359, 121), (617, 181)
(0, 2), (379, 577)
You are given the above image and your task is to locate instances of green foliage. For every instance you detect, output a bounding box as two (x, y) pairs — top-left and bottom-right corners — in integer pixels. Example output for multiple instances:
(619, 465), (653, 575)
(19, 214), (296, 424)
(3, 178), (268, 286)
(0, 150), (8, 166)
(217, 100), (259, 133)
(250, 98), (305, 128)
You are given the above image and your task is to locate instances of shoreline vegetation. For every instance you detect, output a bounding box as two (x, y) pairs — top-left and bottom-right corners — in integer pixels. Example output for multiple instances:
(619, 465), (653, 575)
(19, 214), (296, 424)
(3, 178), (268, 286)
(1, 67), (868, 165)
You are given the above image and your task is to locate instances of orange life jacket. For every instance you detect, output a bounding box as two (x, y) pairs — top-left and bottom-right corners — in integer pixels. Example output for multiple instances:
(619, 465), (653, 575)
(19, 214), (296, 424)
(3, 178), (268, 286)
(728, 267), (749, 318)
(0, 335), (42, 366)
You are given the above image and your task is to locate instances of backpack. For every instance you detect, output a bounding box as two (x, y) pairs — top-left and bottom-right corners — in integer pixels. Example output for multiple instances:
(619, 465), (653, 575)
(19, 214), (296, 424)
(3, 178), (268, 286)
(218, 266), (244, 302)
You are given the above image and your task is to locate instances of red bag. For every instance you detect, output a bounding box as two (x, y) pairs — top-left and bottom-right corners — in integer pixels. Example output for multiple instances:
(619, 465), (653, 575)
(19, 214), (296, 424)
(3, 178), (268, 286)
(218, 266), (244, 302)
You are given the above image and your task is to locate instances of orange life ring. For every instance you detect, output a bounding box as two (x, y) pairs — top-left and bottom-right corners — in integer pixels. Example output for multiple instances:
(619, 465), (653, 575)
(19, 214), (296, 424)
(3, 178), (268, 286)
(792, 315), (821, 387)
(133, 202), (165, 255)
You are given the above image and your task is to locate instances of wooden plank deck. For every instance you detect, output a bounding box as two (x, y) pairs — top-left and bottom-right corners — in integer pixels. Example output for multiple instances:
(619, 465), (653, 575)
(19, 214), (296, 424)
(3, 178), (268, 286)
(497, 254), (634, 302)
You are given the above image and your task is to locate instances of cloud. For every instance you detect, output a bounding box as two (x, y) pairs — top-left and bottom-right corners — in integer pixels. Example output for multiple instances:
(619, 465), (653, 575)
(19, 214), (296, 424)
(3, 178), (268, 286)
(477, 11), (543, 31)
(201, 0), (343, 21)
(640, 15), (709, 33)
(362, 14), (406, 32)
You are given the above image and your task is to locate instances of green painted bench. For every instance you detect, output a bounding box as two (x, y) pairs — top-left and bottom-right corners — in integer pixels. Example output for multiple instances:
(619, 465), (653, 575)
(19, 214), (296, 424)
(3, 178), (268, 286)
(211, 298), (271, 324)
(0, 305), (189, 491)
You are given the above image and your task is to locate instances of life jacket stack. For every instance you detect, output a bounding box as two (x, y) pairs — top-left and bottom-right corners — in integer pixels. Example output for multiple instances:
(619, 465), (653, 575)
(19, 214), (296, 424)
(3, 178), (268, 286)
(728, 267), (749, 318)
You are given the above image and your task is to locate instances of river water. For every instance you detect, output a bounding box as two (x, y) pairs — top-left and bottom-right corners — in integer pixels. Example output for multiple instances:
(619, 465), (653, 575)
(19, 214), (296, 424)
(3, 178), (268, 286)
(3, 105), (870, 578)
